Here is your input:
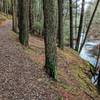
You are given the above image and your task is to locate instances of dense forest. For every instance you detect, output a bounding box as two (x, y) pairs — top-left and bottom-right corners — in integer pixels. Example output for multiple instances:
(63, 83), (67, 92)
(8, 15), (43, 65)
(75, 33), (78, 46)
(0, 0), (100, 99)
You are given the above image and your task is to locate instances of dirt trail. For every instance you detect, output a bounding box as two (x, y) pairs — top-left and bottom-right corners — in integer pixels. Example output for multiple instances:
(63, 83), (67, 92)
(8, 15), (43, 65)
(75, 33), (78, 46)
(0, 20), (59, 100)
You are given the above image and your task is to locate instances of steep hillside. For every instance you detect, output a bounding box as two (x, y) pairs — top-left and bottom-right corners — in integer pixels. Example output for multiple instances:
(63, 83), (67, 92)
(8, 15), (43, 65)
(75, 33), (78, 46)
(0, 13), (100, 100)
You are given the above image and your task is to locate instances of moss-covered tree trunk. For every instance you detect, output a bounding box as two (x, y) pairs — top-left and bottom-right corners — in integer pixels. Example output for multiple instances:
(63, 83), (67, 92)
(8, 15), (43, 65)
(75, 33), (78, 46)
(43, 0), (58, 80)
(18, 0), (29, 46)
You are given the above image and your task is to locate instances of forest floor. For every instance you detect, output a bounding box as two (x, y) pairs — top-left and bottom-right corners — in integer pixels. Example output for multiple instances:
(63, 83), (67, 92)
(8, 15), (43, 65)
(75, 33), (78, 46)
(0, 13), (100, 100)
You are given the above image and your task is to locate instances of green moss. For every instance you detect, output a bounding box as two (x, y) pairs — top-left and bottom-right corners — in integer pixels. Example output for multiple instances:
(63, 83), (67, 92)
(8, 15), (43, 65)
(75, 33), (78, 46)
(45, 64), (57, 81)
(57, 96), (64, 100)
(58, 80), (73, 91)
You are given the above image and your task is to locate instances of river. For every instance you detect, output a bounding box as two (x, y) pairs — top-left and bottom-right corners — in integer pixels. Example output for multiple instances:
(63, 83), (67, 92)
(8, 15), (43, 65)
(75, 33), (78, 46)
(80, 39), (100, 85)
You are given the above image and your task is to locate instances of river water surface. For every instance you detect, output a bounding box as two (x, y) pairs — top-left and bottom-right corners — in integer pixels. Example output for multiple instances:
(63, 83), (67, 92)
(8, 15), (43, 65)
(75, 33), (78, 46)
(80, 40), (100, 85)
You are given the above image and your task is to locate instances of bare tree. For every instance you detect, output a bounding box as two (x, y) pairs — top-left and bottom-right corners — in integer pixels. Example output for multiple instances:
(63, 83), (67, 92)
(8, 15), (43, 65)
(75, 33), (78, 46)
(75, 0), (85, 51)
(79, 0), (100, 53)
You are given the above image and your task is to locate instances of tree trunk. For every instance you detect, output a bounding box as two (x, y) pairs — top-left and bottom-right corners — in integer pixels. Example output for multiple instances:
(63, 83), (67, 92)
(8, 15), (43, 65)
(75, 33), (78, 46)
(0, 0), (3, 11)
(95, 45), (100, 68)
(79, 0), (100, 53)
(12, 0), (18, 33)
(29, 0), (34, 34)
(18, 0), (29, 46)
(75, 0), (78, 38)
(58, 0), (64, 50)
(43, 0), (58, 80)
(3, 0), (6, 13)
(75, 0), (85, 51)
(69, 0), (73, 49)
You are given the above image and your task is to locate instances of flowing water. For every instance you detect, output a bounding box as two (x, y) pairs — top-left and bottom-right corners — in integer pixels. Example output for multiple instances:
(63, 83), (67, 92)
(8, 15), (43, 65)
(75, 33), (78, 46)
(80, 39), (100, 85)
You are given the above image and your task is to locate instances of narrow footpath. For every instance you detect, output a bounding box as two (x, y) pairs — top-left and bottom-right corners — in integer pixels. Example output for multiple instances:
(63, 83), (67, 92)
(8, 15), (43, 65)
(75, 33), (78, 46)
(0, 18), (58, 100)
